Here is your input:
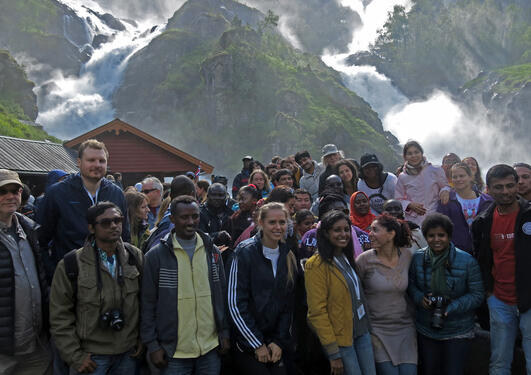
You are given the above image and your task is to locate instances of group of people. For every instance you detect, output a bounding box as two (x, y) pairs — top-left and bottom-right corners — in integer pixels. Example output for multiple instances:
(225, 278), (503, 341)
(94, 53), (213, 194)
(0, 137), (530, 375)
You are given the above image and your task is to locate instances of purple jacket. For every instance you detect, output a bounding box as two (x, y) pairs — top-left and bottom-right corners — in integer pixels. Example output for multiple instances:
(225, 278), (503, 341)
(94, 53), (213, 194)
(437, 190), (493, 253)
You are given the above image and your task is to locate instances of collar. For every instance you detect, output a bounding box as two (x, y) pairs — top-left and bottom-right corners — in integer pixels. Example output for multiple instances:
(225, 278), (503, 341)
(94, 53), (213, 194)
(172, 232), (203, 251)
(79, 238), (126, 265)
(0, 214), (26, 240)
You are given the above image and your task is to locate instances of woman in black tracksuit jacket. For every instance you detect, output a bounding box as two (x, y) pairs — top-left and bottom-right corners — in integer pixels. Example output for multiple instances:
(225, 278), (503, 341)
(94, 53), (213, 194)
(228, 202), (297, 375)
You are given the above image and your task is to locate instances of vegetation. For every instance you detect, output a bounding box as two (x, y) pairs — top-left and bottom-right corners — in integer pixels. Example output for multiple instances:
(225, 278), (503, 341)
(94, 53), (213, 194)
(360, 0), (531, 97)
(0, 102), (60, 142)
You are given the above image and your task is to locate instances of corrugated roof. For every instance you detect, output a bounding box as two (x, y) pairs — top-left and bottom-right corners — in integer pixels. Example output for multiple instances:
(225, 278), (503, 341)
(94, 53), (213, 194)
(0, 136), (78, 174)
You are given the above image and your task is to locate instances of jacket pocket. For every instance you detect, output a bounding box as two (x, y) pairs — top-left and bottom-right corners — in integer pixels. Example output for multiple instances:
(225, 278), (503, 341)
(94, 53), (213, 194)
(123, 268), (140, 323)
(77, 276), (99, 339)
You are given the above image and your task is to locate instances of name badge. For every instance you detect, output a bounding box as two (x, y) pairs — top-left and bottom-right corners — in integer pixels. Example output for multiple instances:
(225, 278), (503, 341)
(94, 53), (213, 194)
(357, 304), (366, 320)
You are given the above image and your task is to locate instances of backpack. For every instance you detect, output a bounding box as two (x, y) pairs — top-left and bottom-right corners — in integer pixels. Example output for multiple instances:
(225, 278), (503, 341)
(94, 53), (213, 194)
(63, 243), (142, 302)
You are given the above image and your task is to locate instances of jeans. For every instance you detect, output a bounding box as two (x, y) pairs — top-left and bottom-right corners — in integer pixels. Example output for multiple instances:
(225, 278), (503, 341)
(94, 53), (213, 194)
(418, 334), (470, 375)
(232, 347), (286, 375)
(71, 351), (138, 375)
(162, 349), (220, 375)
(375, 361), (417, 375)
(488, 294), (531, 375)
(339, 332), (377, 375)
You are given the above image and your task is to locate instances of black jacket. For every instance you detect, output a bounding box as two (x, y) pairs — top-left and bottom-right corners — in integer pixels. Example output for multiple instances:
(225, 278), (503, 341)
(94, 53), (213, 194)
(199, 203), (233, 242)
(140, 230), (229, 356)
(472, 198), (531, 312)
(37, 173), (129, 279)
(227, 233), (294, 352)
(0, 213), (49, 356)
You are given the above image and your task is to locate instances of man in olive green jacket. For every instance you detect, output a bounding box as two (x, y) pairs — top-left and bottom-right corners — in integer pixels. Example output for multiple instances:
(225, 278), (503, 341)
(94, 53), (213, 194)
(50, 202), (143, 374)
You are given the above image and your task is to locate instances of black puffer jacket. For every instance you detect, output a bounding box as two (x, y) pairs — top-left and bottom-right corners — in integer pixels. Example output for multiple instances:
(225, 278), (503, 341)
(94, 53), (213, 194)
(0, 213), (49, 356)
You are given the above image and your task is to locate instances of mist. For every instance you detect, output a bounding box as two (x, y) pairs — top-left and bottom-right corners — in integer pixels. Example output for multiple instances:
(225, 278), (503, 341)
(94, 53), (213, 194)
(88, 0), (185, 24)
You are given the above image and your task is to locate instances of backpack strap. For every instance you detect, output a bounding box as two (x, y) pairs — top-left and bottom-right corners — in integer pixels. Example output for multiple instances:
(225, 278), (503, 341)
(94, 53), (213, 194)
(63, 249), (79, 304)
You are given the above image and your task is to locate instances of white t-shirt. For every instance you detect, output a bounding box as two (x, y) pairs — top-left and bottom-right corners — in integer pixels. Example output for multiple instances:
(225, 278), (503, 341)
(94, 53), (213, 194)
(456, 194), (481, 226)
(357, 173), (398, 215)
(263, 246), (280, 277)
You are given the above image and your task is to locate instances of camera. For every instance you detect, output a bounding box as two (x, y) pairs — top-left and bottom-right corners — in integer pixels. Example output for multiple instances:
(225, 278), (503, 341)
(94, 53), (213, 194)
(100, 309), (125, 331)
(427, 295), (449, 329)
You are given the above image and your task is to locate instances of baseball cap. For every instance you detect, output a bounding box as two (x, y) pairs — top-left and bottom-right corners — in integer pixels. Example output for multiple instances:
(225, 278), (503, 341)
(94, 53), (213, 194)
(360, 153), (382, 169)
(322, 144), (339, 157)
(0, 169), (23, 188)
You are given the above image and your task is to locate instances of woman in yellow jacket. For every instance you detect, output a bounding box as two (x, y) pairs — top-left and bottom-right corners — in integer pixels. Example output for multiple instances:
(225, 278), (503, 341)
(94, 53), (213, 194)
(305, 210), (376, 375)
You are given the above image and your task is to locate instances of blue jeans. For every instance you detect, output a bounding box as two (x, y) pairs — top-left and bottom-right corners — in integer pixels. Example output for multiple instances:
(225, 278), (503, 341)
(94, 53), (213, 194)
(162, 349), (220, 375)
(339, 332), (376, 375)
(488, 295), (531, 375)
(72, 351), (138, 375)
(418, 334), (470, 375)
(375, 361), (416, 375)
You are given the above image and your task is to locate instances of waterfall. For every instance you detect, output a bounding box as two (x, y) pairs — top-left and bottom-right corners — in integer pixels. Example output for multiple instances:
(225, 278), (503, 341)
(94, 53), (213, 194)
(322, 0), (527, 168)
(35, 0), (165, 138)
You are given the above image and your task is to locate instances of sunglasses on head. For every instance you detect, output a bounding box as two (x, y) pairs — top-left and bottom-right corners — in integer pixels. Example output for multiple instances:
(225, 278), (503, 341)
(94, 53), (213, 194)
(0, 186), (21, 196)
(142, 188), (158, 194)
(94, 217), (124, 228)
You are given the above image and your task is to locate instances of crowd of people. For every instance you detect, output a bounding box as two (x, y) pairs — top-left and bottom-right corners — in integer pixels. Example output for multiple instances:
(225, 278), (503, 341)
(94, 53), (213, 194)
(0, 137), (530, 375)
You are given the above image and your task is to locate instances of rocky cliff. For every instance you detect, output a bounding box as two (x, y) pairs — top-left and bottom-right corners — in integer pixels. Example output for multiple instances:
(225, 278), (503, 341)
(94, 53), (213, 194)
(113, 0), (400, 172)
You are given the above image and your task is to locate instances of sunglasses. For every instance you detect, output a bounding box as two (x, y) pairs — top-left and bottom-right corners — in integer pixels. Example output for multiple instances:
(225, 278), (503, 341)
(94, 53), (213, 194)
(94, 217), (124, 228)
(0, 186), (22, 196)
(142, 188), (158, 194)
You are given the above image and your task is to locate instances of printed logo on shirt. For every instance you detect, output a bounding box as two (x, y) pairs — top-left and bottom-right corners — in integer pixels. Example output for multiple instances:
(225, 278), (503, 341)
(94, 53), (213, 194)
(523, 222), (531, 235)
(492, 233), (515, 241)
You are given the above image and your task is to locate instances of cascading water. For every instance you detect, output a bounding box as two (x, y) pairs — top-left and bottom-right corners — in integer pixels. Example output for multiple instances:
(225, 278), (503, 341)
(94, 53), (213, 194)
(322, 0), (528, 168)
(35, 0), (166, 138)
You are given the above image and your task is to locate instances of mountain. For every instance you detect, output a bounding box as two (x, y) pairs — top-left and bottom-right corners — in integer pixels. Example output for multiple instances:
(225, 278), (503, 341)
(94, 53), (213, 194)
(348, 0), (531, 99)
(0, 0), (89, 78)
(113, 0), (401, 172)
(0, 50), (60, 141)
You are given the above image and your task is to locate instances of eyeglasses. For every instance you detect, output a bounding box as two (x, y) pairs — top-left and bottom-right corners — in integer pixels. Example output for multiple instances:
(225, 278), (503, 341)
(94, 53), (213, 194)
(94, 217), (124, 228)
(142, 188), (158, 194)
(0, 186), (22, 196)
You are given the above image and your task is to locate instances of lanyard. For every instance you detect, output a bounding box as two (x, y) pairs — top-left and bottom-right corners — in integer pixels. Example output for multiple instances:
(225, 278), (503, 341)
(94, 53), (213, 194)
(334, 255), (361, 301)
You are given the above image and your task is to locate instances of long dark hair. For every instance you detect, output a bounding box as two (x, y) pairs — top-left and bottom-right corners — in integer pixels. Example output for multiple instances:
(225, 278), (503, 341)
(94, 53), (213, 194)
(373, 213), (412, 248)
(317, 210), (355, 268)
(333, 159), (358, 194)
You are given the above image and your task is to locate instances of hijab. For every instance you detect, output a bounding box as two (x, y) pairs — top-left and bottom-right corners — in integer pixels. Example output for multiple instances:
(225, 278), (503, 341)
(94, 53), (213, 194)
(349, 191), (375, 231)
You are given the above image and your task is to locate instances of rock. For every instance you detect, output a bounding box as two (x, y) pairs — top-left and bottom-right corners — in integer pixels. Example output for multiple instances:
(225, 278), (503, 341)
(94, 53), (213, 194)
(92, 34), (111, 49)
(79, 44), (94, 63)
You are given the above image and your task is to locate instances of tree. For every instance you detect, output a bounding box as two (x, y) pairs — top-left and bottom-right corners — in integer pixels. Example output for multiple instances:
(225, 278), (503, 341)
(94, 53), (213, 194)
(258, 10), (279, 33)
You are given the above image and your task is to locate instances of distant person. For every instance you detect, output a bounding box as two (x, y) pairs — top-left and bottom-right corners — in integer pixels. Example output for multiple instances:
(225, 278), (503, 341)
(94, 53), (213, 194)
(472, 165), (531, 375)
(383, 199), (427, 252)
(34, 169), (68, 219)
(514, 162), (531, 201)
(437, 163), (492, 253)
(409, 213), (483, 375)
(294, 189), (312, 212)
(305, 210), (376, 375)
(18, 183), (35, 220)
(142, 175), (196, 252)
(311, 174), (350, 216)
(199, 183), (234, 244)
(196, 180), (210, 204)
(49, 202), (143, 375)
(142, 176), (163, 229)
(113, 172), (123, 190)
(357, 153), (397, 215)
(0, 169), (52, 375)
(294, 209), (315, 244)
(349, 191), (375, 232)
(318, 144), (343, 194)
(265, 163), (279, 181)
(272, 169), (294, 188)
(249, 169), (271, 198)
(334, 159), (358, 199)
(280, 157), (302, 187)
(296, 150), (323, 201)
(232, 155), (253, 198)
(141, 196), (229, 374)
(223, 185), (260, 241)
(395, 140), (450, 225)
(125, 191), (150, 250)
(462, 157), (484, 192)
(357, 214), (417, 375)
(38, 139), (129, 281)
(441, 153), (461, 185)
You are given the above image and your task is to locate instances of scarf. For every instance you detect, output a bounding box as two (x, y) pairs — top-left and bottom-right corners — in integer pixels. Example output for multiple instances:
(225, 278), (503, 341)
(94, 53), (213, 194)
(349, 191), (375, 231)
(404, 157), (427, 176)
(428, 246), (450, 296)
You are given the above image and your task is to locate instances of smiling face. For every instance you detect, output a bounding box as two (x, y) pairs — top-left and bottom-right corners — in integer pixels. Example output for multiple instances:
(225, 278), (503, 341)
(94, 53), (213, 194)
(0, 183), (22, 220)
(383, 200), (404, 219)
(369, 220), (395, 250)
(294, 193), (312, 211)
(487, 175), (518, 207)
(296, 216), (315, 237)
(353, 193), (370, 216)
(171, 202), (200, 240)
(299, 156), (313, 172)
(451, 166), (474, 191)
(326, 218), (351, 250)
(251, 173), (265, 190)
(78, 147), (107, 182)
(137, 198), (150, 221)
(463, 158), (478, 176)
(404, 145), (423, 167)
(425, 226), (450, 254)
(338, 164), (353, 183)
(515, 166), (531, 199)
(277, 174), (293, 188)
(259, 208), (288, 245)
(362, 164), (379, 180)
